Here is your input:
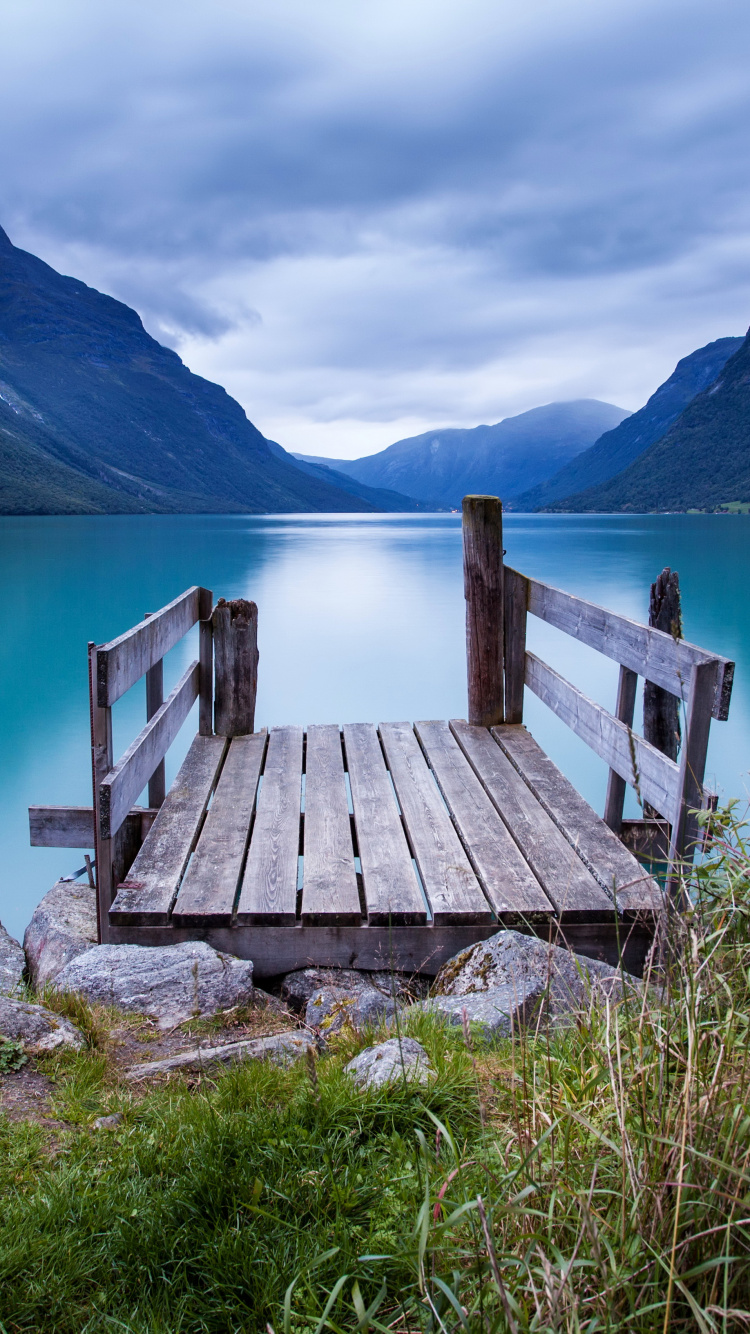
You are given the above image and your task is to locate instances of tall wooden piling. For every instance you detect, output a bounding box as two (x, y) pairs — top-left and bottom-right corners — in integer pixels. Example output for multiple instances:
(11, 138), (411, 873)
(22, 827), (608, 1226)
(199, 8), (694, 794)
(462, 495), (504, 727)
(212, 597), (259, 736)
(644, 567), (682, 762)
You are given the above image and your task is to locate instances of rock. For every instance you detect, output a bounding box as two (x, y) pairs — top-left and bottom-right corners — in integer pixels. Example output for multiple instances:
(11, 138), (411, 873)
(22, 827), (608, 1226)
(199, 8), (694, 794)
(280, 967), (407, 1034)
(344, 1036), (434, 1090)
(24, 879), (98, 991)
(0, 922), (25, 995)
(0, 996), (85, 1051)
(54, 941), (255, 1029)
(421, 979), (546, 1038)
(93, 1113), (124, 1130)
(432, 930), (636, 1031)
(125, 1031), (314, 1080)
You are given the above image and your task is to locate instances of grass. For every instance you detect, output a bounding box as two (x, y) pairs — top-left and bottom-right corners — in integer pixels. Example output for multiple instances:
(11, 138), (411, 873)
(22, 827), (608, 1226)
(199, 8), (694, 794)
(1, 807), (749, 1332)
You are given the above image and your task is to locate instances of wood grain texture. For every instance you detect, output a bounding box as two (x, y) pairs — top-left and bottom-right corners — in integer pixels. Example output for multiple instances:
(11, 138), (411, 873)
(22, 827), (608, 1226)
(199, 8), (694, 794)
(462, 496), (504, 727)
(414, 720), (553, 921)
(515, 566), (733, 721)
(236, 726), (302, 925)
(109, 733), (227, 925)
(380, 721), (492, 925)
(493, 724), (663, 917)
(172, 733), (267, 924)
(524, 651), (680, 821)
(29, 805), (157, 849)
(89, 639), (113, 943)
(106, 920), (654, 979)
(144, 616), (166, 809)
(504, 565), (528, 725)
(97, 586), (202, 707)
(643, 567), (682, 764)
(450, 719), (615, 920)
(198, 587), (214, 737)
(301, 725), (360, 925)
(343, 722), (426, 924)
(99, 660), (200, 839)
(603, 665), (638, 833)
(667, 658), (719, 883)
(212, 598), (259, 737)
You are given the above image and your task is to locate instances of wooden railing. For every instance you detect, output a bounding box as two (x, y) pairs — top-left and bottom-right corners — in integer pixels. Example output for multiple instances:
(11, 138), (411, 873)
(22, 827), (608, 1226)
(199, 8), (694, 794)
(462, 496), (734, 881)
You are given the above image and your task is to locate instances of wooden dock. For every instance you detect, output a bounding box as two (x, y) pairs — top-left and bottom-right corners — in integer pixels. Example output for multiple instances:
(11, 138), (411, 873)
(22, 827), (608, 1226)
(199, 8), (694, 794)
(30, 497), (735, 978)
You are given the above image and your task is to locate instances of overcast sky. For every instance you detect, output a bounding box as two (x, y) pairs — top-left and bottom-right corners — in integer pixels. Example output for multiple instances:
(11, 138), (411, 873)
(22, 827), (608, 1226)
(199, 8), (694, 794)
(3, 0), (750, 458)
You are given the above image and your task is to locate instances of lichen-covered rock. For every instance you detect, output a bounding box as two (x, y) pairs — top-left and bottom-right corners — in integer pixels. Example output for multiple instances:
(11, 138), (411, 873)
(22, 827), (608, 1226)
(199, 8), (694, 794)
(421, 979), (546, 1038)
(305, 980), (397, 1034)
(0, 922), (25, 995)
(344, 1036), (434, 1090)
(433, 929), (636, 1029)
(0, 996), (85, 1051)
(24, 879), (98, 990)
(54, 941), (254, 1029)
(126, 1031), (314, 1081)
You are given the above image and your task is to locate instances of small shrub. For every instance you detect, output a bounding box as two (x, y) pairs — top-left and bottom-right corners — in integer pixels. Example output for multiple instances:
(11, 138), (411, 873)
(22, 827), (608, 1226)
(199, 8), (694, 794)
(0, 1039), (27, 1073)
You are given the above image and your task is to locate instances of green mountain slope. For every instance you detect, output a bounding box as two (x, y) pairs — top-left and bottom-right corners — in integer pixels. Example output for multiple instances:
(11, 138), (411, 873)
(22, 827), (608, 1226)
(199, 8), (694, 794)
(513, 337), (743, 511)
(554, 329), (750, 512)
(0, 225), (416, 515)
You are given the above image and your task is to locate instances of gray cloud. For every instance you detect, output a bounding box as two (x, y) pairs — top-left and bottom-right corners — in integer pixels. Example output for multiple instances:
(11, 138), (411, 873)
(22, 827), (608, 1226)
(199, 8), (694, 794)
(2, 0), (750, 455)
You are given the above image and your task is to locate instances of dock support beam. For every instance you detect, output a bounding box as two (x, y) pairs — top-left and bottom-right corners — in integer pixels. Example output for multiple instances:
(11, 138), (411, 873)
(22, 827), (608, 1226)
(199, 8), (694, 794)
(212, 598), (259, 736)
(462, 495), (504, 727)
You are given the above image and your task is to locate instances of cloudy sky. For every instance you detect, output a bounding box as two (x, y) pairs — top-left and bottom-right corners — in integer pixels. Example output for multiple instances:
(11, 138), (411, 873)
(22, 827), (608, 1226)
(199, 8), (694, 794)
(3, 0), (750, 458)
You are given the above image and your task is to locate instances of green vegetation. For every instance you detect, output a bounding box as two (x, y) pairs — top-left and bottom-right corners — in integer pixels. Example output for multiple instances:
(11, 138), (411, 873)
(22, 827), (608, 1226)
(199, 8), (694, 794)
(2, 808), (750, 1331)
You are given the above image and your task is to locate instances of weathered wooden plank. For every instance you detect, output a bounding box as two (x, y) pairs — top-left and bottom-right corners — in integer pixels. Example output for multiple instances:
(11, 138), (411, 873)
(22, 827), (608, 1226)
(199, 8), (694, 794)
(106, 920), (654, 979)
(643, 568), (682, 763)
(236, 727), (303, 925)
(463, 496), (504, 727)
(29, 805), (157, 848)
(504, 565), (527, 724)
(144, 615), (166, 809)
(301, 725), (360, 926)
(450, 719), (615, 920)
(89, 639), (113, 943)
(343, 723), (426, 925)
(667, 658), (719, 886)
(109, 734), (227, 925)
(414, 720), (553, 921)
(603, 665), (638, 833)
(99, 661), (199, 839)
(381, 722), (492, 925)
(493, 724), (663, 917)
(97, 587), (202, 707)
(516, 567), (733, 721)
(525, 651), (680, 821)
(212, 598), (259, 737)
(172, 733), (267, 924)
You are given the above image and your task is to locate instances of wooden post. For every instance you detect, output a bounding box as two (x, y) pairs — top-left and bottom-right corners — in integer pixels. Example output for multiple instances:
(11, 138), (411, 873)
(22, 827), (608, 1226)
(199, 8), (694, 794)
(89, 641), (113, 943)
(503, 566), (528, 724)
(144, 614), (166, 808)
(462, 495), (504, 728)
(212, 597), (259, 736)
(644, 568), (682, 763)
(199, 587), (214, 736)
(667, 657), (719, 898)
(603, 665), (638, 833)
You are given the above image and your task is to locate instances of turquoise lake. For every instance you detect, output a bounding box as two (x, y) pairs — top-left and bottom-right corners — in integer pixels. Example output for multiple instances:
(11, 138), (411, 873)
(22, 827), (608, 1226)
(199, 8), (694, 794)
(1, 512), (748, 944)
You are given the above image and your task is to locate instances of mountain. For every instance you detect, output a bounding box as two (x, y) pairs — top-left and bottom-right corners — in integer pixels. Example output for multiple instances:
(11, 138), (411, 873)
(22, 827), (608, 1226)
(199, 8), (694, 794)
(295, 400), (629, 508)
(264, 440), (428, 511)
(552, 330), (750, 513)
(0, 225), (417, 515)
(513, 337), (744, 511)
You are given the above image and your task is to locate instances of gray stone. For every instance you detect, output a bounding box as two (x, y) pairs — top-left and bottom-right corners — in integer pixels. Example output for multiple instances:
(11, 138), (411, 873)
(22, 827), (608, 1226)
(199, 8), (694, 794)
(54, 941), (255, 1029)
(306, 983), (397, 1034)
(280, 967), (417, 1014)
(93, 1113), (124, 1130)
(0, 996), (85, 1051)
(421, 979), (546, 1038)
(24, 879), (98, 991)
(432, 929), (637, 1030)
(0, 922), (25, 996)
(344, 1036), (434, 1090)
(125, 1031), (314, 1080)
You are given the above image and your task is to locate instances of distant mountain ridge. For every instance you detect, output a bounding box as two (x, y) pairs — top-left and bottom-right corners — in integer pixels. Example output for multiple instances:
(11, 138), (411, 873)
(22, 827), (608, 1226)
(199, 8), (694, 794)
(0, 225), (418, 515)
(513, 337), (744, 511)
(296, 399), (630, 507)
(551, 330), (750, 513)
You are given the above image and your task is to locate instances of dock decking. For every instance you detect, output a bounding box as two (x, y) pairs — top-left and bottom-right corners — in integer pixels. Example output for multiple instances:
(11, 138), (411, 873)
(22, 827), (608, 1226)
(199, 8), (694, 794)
(29, 496), (735, 978)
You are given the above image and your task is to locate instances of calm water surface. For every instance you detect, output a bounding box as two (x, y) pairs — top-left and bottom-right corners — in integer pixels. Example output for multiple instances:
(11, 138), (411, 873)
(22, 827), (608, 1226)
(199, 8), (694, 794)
(1, 512), (748, 942)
